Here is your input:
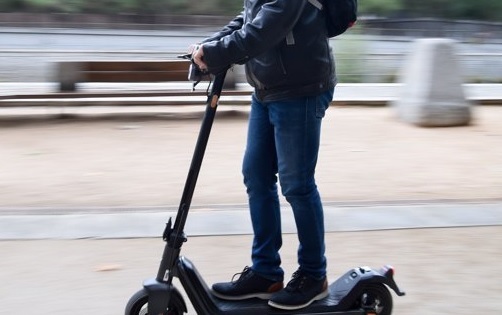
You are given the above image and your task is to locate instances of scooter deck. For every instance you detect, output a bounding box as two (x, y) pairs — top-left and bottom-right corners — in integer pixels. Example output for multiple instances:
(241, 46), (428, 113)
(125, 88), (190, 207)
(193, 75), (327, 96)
(177, 257), (372, 315)
(208, 292), (365, 315)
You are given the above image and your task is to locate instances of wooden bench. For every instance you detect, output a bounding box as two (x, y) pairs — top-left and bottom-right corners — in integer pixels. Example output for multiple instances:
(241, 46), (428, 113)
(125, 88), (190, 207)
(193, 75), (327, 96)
(56, 60), (236, 92)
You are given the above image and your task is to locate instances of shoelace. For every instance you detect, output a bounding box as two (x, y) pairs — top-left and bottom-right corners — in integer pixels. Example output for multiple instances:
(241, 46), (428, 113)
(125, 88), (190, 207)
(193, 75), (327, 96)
(231, 266), (252, 283)
(286, 270), (307, 291)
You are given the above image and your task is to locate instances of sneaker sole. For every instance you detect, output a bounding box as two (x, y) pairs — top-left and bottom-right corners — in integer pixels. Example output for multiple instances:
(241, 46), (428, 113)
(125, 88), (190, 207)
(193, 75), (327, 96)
(211, 290), (274, 301)
(268, 289), (329, 311)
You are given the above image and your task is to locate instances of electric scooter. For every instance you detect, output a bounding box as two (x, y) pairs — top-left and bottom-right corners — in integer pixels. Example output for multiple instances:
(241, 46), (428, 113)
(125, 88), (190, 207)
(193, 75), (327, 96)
(125, 55), (405, 315)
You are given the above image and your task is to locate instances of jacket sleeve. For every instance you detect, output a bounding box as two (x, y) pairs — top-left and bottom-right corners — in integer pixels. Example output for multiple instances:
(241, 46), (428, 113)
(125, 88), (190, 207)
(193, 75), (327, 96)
(203, 0), (307, 73)
(202, 12), (245, 44)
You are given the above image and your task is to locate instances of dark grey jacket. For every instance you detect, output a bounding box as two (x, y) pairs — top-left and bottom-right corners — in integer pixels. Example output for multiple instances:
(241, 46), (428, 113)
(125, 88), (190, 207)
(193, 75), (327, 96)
(202, 0), (336, 102)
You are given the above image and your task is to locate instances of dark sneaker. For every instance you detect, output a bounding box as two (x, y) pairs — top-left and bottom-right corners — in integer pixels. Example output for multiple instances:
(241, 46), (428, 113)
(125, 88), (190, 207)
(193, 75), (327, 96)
(212, 266), (284, 300)
(268, 269), (329, 310)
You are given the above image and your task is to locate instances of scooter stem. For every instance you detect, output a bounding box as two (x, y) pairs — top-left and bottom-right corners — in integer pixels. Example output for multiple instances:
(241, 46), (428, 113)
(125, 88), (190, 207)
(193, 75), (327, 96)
(156, 68), (228, 283)
(172, 70), (227, 240)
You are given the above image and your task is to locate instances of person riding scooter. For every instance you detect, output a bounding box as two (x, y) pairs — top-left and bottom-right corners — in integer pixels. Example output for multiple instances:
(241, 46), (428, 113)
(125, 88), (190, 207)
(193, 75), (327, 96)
(190, 0), (336, 310)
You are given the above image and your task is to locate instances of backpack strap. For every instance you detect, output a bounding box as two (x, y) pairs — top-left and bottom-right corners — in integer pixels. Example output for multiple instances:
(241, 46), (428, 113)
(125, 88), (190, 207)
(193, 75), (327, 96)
(288, 0), (322, 45)
(308, 0), (323, 10)
(286, 32), (295, 45)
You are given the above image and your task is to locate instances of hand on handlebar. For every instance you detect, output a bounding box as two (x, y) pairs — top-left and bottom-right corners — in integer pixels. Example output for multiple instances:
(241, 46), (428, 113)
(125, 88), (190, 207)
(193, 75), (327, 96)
(189, 44), (208, 72)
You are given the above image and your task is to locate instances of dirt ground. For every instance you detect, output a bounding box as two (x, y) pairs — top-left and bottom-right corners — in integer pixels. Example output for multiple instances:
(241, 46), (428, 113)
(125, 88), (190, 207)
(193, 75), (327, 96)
(0, 106), (501, 314)
(0, 106), (501, 210)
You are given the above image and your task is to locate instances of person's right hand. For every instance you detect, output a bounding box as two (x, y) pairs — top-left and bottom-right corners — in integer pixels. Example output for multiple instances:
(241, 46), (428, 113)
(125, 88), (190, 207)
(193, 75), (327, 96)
(189, 44), (208, 72)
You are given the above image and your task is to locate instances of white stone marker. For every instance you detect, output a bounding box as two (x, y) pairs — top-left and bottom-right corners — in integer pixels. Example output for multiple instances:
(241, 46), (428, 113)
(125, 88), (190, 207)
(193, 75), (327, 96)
(392, 38), (472, 127)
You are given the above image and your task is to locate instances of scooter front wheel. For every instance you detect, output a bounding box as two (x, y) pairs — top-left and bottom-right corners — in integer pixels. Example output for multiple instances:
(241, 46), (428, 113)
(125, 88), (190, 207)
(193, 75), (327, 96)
(125, 288), (185, 315)
(354, 283), (393, 315)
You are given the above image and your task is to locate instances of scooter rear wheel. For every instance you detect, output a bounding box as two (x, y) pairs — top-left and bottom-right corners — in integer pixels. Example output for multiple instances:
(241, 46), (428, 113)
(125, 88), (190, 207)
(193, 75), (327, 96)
(125, 288), (185, 315)
(354, 283), (393, 315)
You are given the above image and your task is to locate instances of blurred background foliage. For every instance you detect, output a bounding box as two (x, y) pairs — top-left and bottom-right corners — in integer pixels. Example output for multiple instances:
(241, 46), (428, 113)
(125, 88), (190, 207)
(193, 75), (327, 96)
(0, 0), (242, 15)
(0, 0), (501, 21)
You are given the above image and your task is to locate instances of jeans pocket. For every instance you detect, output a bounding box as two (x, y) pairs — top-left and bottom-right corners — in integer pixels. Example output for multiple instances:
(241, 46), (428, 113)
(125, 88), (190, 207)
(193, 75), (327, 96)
(315, 88), (334, 118)
(315, 97), (328, 118)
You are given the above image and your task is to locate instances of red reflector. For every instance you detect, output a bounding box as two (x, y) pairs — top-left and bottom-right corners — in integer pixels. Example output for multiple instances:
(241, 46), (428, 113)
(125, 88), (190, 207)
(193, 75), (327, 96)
(385, 265), (395, 276)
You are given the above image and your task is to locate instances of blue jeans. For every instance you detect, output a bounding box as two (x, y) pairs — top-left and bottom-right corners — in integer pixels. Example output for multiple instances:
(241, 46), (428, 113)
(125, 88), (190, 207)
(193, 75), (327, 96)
(242, 88), (334, 281)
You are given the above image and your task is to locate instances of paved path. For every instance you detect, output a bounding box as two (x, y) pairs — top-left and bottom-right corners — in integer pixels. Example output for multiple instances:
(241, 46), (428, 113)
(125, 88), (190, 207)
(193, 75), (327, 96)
(1, 227), (501, 314)
(1, 201), (501, 239)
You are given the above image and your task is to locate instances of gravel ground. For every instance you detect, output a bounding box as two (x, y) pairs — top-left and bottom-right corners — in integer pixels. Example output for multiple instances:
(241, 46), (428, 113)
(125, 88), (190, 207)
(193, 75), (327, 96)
(1, 106), (501, 210)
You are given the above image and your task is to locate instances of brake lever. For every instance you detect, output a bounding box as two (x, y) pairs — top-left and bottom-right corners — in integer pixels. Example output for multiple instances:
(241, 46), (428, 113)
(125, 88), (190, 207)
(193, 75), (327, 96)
(177, 53), (192, 61)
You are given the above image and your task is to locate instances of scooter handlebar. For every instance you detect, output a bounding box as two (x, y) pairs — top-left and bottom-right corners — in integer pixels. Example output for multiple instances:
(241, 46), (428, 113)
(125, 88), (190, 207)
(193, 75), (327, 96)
(178, 53), (211, 82)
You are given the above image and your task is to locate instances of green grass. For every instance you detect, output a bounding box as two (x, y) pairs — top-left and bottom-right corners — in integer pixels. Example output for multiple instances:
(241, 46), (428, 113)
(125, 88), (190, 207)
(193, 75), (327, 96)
(330, 31), (368, 83)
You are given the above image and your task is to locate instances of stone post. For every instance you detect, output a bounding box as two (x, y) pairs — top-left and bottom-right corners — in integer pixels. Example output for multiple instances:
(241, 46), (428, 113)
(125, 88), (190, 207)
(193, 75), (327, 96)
(392, 38), (472, 127)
